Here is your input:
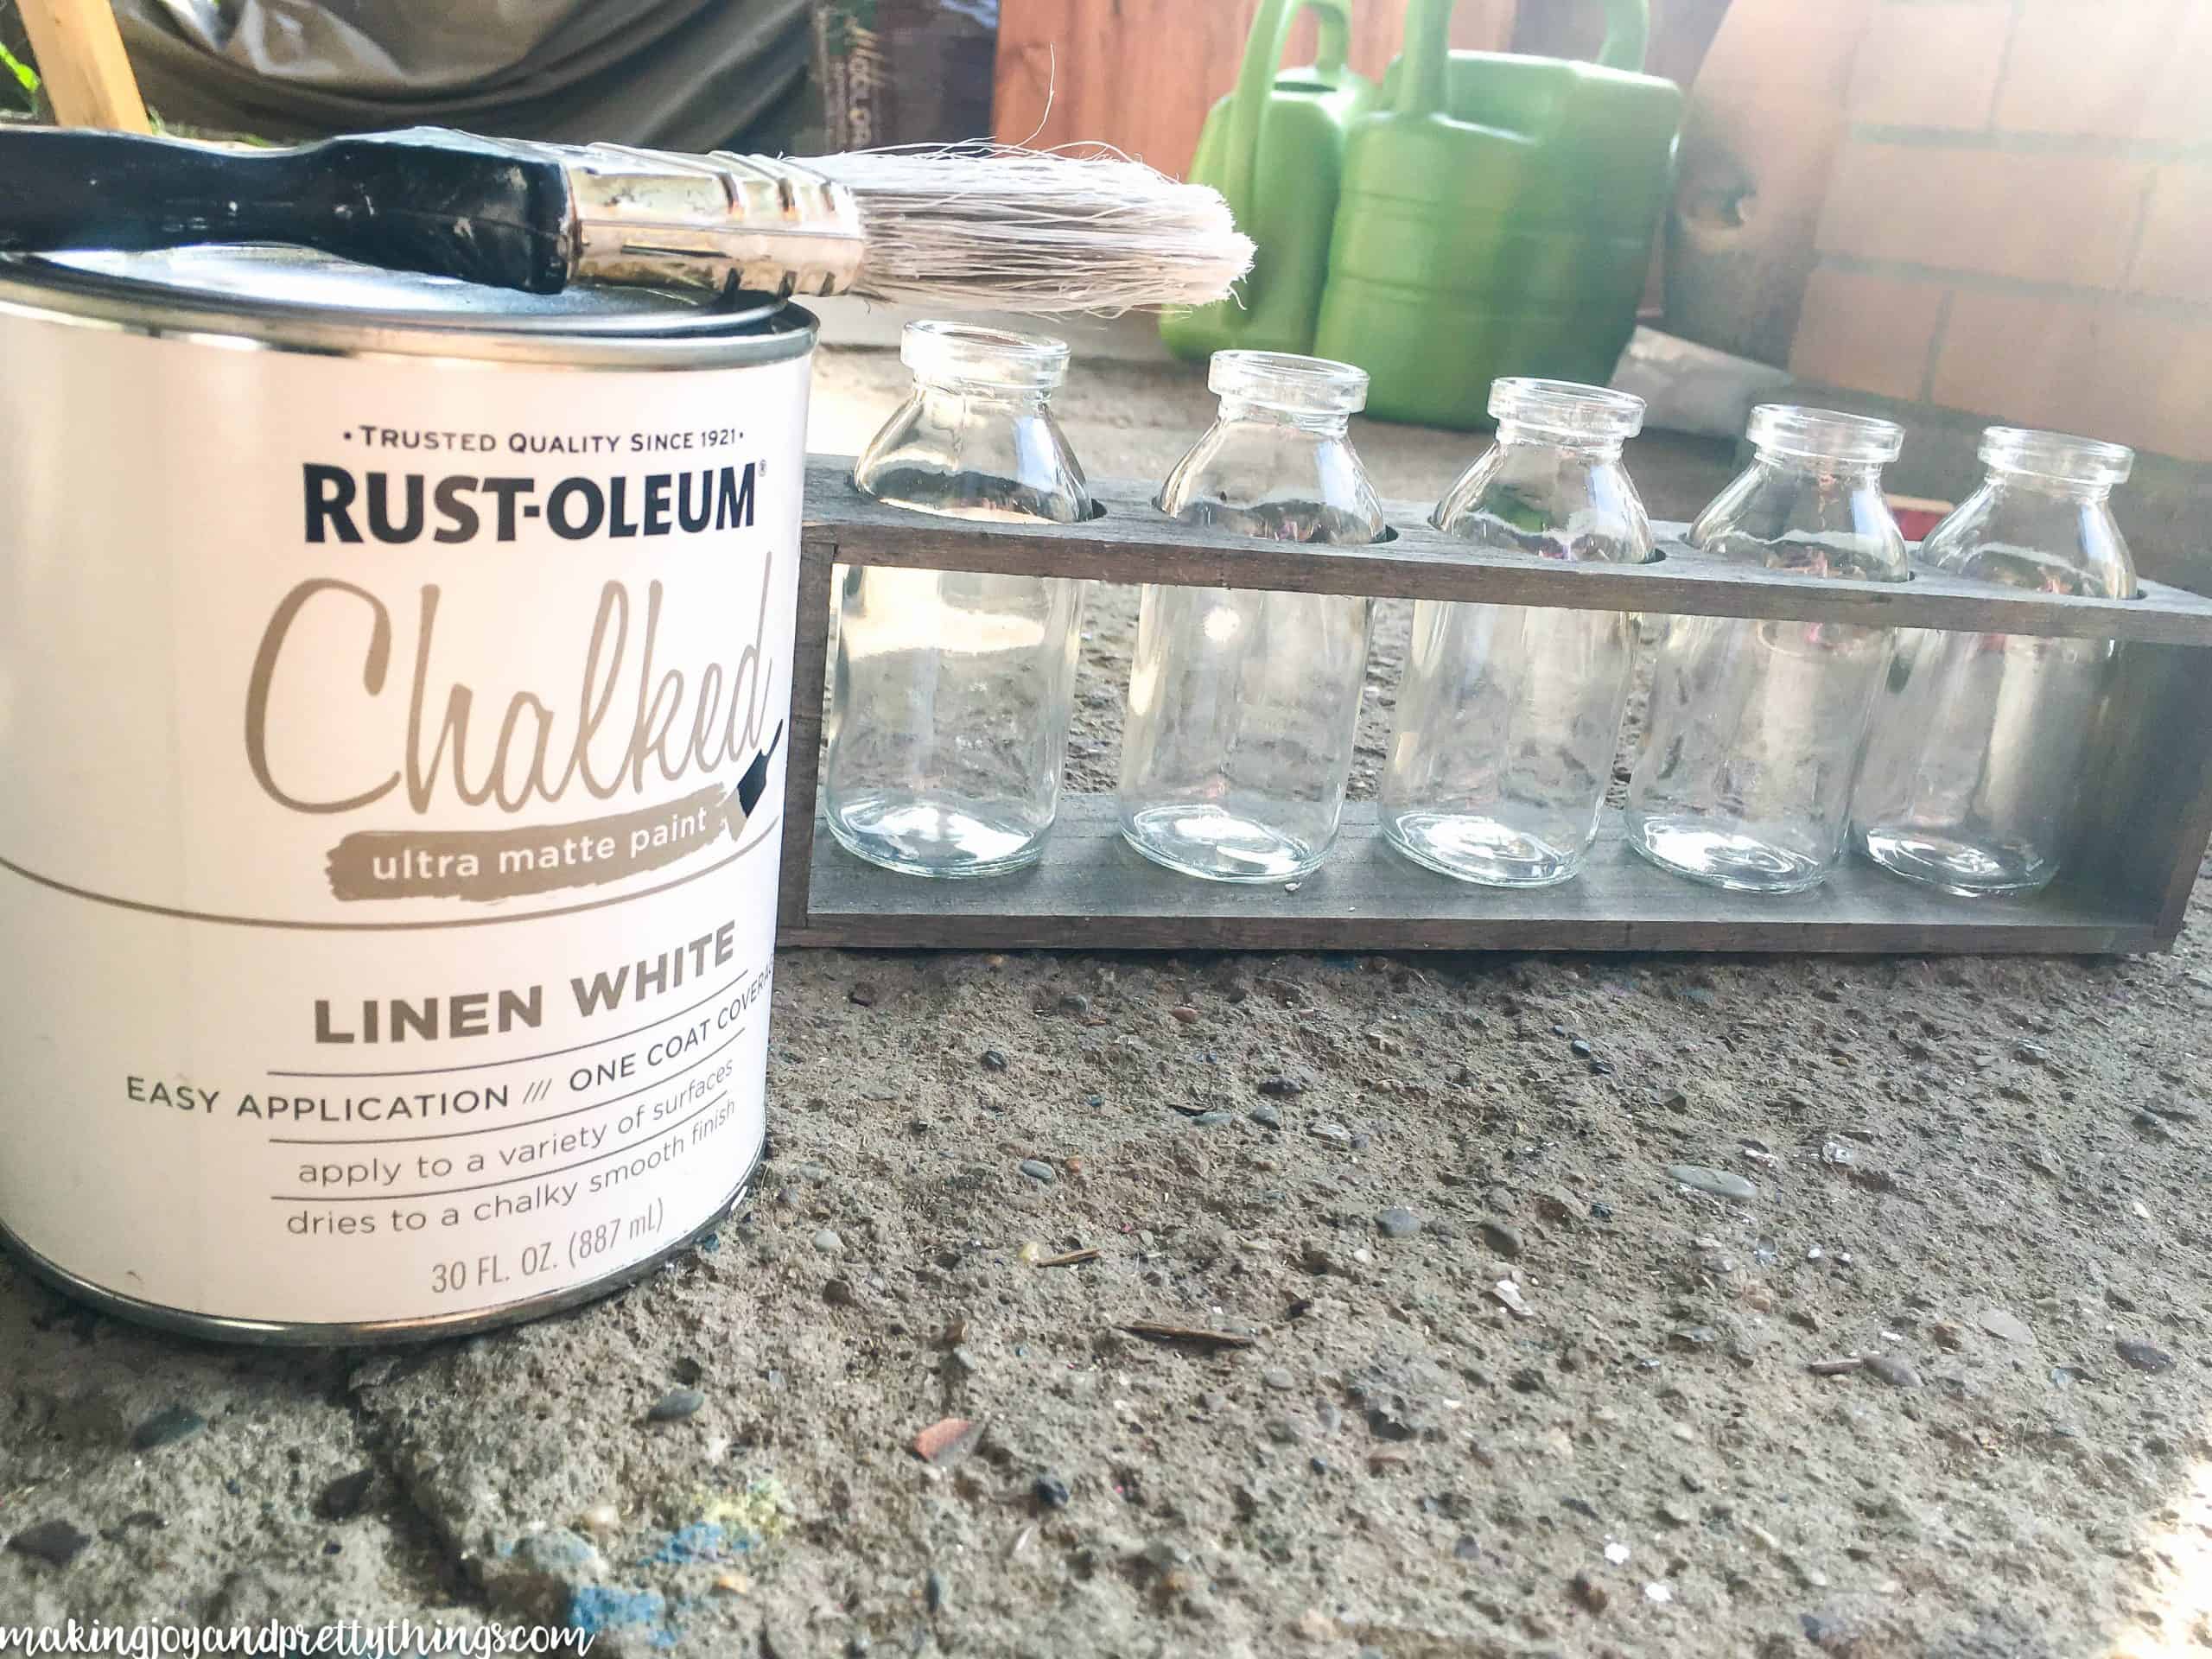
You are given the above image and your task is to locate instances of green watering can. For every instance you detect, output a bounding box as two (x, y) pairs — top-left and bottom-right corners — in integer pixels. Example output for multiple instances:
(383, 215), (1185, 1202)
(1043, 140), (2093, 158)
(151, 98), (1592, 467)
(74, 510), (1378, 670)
(1159, 0), (1376, 362)
(1313, 0), (1681, 429)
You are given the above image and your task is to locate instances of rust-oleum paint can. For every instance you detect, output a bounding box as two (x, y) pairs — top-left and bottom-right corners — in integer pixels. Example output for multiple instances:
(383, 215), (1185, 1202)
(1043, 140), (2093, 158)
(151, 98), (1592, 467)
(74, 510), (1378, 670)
(0, 248), (812, 1341)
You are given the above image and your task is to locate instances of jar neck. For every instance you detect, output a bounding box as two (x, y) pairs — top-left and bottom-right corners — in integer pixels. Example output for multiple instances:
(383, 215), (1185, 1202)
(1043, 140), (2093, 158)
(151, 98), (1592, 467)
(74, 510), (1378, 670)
(916, 378), (1054, 411)
(1496, 418), (1624, 460)
(1218, 397), (1351, 436)
(1753, 447), (1888, 486)
(1983, 465), (2115, 505)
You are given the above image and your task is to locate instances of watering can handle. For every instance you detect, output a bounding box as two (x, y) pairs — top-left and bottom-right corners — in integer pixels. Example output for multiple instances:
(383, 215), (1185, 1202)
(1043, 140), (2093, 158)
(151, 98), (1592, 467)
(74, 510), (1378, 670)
(1597, 0), (1651, 72)
(1398, 0), (1649, 115)
(1222, 0), (1353, 225)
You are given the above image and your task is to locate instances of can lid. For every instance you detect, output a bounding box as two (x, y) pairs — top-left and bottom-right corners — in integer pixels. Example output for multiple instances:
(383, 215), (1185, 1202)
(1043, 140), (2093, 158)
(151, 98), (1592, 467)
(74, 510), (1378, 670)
(9, 245), (785, 338)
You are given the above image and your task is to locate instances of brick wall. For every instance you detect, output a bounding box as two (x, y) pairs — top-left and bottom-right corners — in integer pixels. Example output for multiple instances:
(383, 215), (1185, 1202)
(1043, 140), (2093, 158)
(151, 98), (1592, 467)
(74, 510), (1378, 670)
(1788, 0), (2212, 467)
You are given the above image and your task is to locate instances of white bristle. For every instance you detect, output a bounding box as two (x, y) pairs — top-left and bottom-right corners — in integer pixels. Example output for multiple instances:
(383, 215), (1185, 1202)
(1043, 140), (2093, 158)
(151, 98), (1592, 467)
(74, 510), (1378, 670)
(806, 143), (1254, 315)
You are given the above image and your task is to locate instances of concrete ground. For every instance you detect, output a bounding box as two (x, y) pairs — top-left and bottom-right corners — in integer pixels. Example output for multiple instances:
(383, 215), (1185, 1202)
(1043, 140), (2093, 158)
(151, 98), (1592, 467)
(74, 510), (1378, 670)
(3, 342), (2209, 1659)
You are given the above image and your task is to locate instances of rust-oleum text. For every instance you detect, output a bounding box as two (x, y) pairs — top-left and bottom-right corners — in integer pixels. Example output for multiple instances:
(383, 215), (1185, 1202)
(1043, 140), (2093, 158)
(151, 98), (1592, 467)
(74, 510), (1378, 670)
(303, 463), (759, 544)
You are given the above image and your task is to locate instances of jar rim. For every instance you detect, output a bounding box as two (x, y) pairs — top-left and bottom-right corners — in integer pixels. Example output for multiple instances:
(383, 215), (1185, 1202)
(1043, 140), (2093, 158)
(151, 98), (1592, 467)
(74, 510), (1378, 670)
(1489, 377), (1646, 439)
(1746, 404), (1904, 463)
(1210, 350), (1369, 414)
(901, 319), (1071, 389)
(1979, 425), (2133, 485)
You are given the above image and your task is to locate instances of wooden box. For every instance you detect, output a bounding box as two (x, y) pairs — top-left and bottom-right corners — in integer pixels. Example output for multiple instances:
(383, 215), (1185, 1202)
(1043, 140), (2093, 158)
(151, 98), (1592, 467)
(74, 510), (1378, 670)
(779, 459), (2212, 954)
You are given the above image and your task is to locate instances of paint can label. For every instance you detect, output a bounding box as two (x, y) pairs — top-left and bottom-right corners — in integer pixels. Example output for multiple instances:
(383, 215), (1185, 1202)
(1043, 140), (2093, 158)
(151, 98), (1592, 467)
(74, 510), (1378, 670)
(0, 322), (805, 1330)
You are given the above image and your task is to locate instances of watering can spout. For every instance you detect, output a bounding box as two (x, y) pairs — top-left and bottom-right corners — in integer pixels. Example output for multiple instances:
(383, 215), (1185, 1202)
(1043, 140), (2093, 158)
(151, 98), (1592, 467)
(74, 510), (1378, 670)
(1160, 0), (1373, 363)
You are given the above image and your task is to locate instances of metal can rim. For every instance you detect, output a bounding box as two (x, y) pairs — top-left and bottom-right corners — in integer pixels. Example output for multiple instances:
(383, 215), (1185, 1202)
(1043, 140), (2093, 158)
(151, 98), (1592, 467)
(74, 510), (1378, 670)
(0, 251), (819, 372)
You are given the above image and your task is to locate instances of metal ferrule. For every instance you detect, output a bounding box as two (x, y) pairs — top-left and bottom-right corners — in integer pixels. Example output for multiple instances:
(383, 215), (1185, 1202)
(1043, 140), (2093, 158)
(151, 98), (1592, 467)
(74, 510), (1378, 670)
(539, 143), (866, 300)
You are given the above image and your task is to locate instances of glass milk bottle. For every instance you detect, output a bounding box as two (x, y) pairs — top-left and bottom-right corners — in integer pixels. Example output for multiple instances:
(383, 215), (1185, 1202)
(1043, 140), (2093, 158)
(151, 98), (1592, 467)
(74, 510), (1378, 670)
(1117, 352), (1384, 881)
(1625, 406), (1909, 893)
(824, 322), (1090, 877)
(1382, 379), (1652, 886)
(1853, 428), (2135, 895)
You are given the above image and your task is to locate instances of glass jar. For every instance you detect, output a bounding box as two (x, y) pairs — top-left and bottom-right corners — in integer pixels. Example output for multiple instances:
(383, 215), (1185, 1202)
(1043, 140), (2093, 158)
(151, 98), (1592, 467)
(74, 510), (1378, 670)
(1382, 378), (1652, 887)
(1852, 427), (2134, 895)
(824, 322), (1090, 878)
(1624, 405), (1909, 893)
(1117, 352), (1384, 881)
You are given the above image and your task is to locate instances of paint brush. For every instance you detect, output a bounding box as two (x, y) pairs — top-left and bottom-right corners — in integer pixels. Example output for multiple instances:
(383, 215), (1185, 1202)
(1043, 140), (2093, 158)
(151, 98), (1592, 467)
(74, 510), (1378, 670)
(0, 125), (1254, 312)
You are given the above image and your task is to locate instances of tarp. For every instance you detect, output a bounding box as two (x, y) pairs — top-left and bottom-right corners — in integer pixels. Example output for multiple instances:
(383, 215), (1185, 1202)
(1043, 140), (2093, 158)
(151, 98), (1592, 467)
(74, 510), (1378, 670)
(113, 0), (812, 149)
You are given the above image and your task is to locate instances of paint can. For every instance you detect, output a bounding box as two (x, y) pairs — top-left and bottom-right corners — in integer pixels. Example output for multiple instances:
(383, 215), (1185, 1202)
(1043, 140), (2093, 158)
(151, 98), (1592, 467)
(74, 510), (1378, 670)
(0, 247), (812, 1342)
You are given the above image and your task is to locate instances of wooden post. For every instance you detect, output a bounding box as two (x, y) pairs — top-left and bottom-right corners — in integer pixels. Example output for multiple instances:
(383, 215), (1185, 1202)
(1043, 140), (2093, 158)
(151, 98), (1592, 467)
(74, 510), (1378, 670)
(17, 0), (149, 133)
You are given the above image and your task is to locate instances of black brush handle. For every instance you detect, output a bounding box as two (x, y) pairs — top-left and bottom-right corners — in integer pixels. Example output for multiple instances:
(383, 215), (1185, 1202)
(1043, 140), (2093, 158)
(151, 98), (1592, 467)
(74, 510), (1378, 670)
(0, 125), (576, 293)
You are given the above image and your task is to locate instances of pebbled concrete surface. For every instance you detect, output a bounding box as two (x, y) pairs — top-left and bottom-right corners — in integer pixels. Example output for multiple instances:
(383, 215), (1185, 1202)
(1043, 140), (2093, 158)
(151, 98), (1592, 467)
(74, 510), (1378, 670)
(3, 347), (2209, 1658)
